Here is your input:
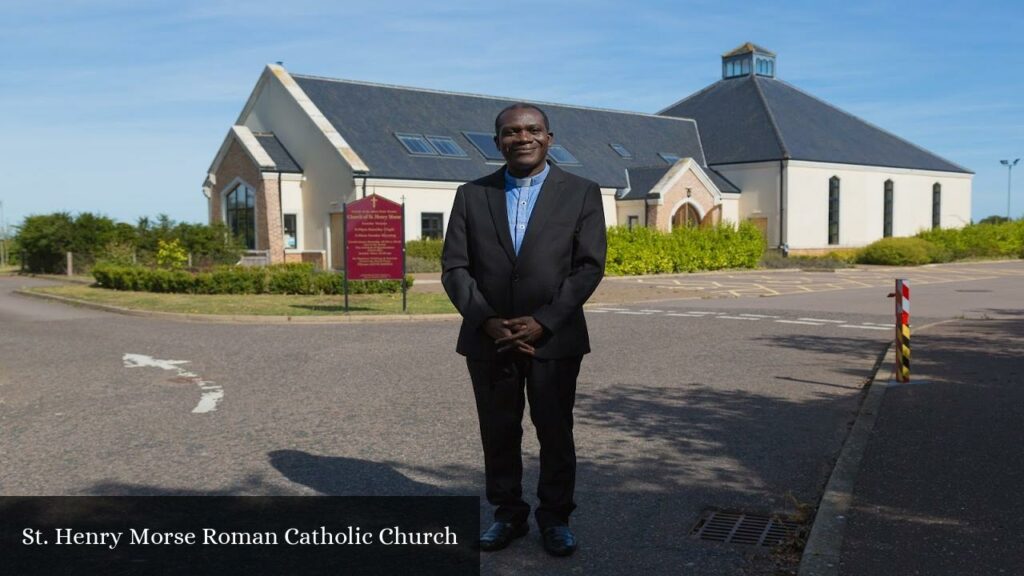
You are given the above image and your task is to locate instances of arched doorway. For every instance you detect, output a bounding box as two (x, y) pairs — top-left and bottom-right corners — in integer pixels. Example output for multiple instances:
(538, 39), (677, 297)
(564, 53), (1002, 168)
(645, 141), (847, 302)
(672, 203), (701, 229)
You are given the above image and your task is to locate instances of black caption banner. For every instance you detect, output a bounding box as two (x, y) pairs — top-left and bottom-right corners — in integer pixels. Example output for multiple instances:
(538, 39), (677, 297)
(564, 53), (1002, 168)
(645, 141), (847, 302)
(0, 496), (479, 576)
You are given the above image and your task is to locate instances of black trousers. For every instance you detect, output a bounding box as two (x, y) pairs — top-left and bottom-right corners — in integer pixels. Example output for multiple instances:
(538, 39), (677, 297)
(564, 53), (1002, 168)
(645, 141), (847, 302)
(467, 355), (582, 529)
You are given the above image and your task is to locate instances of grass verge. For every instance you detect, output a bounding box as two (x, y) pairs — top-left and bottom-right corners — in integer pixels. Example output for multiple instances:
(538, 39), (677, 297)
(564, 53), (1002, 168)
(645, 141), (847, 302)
(26, 285), (457, 316)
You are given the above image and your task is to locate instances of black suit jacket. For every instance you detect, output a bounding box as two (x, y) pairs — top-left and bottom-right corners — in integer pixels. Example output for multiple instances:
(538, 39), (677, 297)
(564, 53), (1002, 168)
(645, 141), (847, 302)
(442, 163), (607, 360)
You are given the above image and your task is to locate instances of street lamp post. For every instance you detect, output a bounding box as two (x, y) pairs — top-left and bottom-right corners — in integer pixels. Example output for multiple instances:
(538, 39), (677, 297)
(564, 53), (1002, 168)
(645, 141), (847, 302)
(1001, 158), (1020, 219)
(0, 200), (6, 267)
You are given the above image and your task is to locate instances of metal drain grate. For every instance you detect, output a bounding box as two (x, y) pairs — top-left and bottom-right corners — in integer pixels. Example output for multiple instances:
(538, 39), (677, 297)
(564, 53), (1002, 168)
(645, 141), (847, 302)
(690, 509), (799, 547)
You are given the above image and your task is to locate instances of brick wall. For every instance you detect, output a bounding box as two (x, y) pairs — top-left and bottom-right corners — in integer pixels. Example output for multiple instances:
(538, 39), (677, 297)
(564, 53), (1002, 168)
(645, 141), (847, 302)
(212, 139), (261, 226)
(650, 168), (718, 231)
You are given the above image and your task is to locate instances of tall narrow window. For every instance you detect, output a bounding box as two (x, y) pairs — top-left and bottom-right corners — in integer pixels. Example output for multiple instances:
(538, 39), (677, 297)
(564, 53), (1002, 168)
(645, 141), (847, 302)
(932, 183), (941, 229)
(828, 176), (840, 245)
(883, 180), (894, 238)
(627, 215), (639, 230)
(283, 214), (297, 249)
(226, 183), (256, 249)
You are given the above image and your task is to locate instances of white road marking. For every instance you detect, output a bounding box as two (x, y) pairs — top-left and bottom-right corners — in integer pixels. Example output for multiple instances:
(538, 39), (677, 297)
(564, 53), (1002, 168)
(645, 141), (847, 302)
(798, 318), (847, 324)
(616, 311), (654, 315)
(718, 315), (761, 320)
(862, 322), (894, 327)
(666, 313), (705, 317)
(775, 320), (825, 326)
(593, 307), (629, 311)
(686, 311), (723, 315)
(638, 309), (665, 313)
(739, 313), (780, 318)
(589, 309), (609, 313)
(839, 325), (891, 331)
(123, 353), (224, 414)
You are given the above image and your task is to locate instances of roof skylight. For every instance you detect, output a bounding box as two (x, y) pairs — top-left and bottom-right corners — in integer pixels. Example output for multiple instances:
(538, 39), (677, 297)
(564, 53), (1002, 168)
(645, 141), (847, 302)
(548, 145), (580, 165)
(463, 131), (504, 161)
(426, 135), (468, 158)
(610, 143), (633, 159)
(394, 133), (438, 156)
(659, 153), (682, 164)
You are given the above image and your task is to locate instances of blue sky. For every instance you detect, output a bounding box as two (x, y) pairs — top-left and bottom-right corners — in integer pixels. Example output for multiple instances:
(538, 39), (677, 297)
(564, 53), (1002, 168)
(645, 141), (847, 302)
(1, 0), (1022, 230)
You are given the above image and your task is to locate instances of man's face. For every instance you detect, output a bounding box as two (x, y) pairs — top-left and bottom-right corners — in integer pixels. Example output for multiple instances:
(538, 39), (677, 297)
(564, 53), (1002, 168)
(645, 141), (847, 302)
(495, 108), (552, 176)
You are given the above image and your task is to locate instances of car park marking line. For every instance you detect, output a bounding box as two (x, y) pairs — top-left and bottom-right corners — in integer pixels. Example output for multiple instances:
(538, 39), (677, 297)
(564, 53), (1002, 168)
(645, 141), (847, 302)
(666, 313), (705, 317)
(799, 318), (847, 323)
(775, 320), (825, 326)
(739, 313), (780, 318)
(123, 353), (224, 414)
(616, 311), (654, 315)
(594, 307), (629, 311)
(718, 315), (761, 320)
(638, 309), (665, 313)
(840, 324), (892, 331)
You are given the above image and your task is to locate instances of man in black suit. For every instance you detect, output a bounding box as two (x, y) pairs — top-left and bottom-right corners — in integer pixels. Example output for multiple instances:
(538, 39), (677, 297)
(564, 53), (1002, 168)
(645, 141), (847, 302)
(441, 103), (606, 557)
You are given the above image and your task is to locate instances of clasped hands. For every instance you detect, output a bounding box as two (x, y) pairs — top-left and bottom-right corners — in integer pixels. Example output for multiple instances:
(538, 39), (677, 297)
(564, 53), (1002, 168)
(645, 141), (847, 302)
(484, 316), (545, 356)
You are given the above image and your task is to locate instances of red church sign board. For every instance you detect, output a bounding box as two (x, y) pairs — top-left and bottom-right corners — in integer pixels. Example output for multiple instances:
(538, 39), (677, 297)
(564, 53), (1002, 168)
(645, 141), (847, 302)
(344, 194), (404, 281)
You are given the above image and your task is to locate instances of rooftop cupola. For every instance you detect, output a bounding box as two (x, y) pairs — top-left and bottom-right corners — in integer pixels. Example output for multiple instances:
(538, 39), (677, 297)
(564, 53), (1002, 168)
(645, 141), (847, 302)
(722, 42), (776, 79)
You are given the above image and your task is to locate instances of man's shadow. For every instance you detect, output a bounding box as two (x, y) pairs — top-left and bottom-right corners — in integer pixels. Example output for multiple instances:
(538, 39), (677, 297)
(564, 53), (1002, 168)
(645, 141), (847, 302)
(268, 450), (475, 497)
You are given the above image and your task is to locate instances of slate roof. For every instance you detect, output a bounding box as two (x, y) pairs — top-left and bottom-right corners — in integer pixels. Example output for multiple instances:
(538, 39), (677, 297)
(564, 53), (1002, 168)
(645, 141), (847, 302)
(659, 75), (971, 174)
(723, 42), (775, 57)
(254, 133), (302, 173)
(291, 74), (707, 189)
(622, 166), (671, 200)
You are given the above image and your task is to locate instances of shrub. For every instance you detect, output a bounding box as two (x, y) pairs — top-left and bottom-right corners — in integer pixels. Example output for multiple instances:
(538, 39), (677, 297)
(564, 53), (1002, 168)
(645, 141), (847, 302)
(605, 222), (763, 276)
(406, 238), (443, 262)
(917, 220), (1024, 260)
(156, 239), (189, 270)
(92, 263), (412, 295)
(856, 237), (937, 266)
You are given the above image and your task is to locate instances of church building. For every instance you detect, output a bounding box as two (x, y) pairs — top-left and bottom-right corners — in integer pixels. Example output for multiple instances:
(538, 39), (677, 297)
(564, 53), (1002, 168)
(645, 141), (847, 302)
(203, 43), (971, 267)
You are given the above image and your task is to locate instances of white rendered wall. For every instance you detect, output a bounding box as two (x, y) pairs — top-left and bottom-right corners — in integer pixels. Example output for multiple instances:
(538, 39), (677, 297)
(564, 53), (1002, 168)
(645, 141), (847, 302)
(361, 179), (459, 241)
(616, 199), (645, 228)
(600, 188), (618, 227)
(720, 193), (740, 225)
(785, 161), (972, 249)
(712, 162), (782, 246)
(243, 76), (356, 252)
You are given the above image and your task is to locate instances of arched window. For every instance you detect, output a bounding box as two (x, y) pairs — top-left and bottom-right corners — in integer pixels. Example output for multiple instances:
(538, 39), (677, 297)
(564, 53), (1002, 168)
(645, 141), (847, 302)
(932, 183), (941, 229)
(883, 180), (894, 237)
(226, 183), (256, 249)
(828, 176), (840, 245)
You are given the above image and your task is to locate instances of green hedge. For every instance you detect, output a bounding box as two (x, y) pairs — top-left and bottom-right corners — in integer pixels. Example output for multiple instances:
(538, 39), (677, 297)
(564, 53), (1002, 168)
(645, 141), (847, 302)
(406, 238), (443, 261)
(92, 263), (413, 295)
(916, 220), (1024, 260)
(606, 222), (763, 275)
(856, 237), (946, 266)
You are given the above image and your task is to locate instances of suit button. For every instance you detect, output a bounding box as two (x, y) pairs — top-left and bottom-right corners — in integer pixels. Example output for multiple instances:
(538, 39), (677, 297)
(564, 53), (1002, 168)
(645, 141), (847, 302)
(512, 274), (519, 282)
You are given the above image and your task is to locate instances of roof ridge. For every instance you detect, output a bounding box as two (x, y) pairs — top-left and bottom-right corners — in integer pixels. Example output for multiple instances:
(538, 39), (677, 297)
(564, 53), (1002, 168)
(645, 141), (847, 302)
(751, 76), (790, 159)
(765, 77), (972, 174)
(655, 79), (724, 116)
(291, 72), (701, 125)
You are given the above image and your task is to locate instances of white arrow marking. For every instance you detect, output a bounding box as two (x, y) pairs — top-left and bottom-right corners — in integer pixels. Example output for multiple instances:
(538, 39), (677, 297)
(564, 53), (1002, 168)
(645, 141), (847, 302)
(123, 353), (224, 414)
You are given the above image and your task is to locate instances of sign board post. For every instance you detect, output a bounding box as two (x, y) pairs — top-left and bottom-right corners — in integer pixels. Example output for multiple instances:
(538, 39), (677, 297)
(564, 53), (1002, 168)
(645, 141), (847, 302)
(343, 194), (406, 313)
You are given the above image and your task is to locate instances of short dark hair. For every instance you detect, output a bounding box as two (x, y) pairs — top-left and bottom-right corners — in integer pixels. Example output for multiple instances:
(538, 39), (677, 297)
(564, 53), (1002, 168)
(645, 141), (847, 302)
(494, 103), (550, 135)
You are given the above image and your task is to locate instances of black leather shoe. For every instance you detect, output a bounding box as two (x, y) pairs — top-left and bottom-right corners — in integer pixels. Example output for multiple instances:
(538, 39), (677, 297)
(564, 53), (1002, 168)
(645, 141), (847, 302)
(541, 526), (577, 557)
(479, 521), (528, 552)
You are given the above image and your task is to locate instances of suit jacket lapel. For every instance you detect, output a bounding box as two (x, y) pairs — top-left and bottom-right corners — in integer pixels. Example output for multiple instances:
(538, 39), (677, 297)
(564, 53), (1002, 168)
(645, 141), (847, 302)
(484, 168), (516, 263)
(517, 163), (563, 263)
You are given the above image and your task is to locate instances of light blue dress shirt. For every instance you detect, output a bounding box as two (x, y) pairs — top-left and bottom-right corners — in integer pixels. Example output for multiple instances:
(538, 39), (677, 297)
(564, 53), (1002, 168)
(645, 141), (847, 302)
(504, 163), (550, 255)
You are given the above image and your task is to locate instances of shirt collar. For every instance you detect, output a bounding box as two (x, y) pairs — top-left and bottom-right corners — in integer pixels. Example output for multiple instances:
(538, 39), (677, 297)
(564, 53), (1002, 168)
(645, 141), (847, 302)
(504, 162), (550, 188)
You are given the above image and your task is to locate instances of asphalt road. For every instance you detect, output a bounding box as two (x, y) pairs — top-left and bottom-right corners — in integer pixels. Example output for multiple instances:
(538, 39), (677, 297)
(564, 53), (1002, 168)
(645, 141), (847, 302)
(1, 261), (1020, 575)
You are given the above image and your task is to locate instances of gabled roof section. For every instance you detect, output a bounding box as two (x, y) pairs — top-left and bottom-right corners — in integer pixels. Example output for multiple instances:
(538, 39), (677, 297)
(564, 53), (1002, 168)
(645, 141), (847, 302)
(723, 42), (775, 57)
(620, 159), (739, 202)
(621, 166), (671, 200)
(659, 75), (971, 173)
(289, 74), (706, 188)
(253, 133), (302, 173)
(659, 76), (786, 165)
